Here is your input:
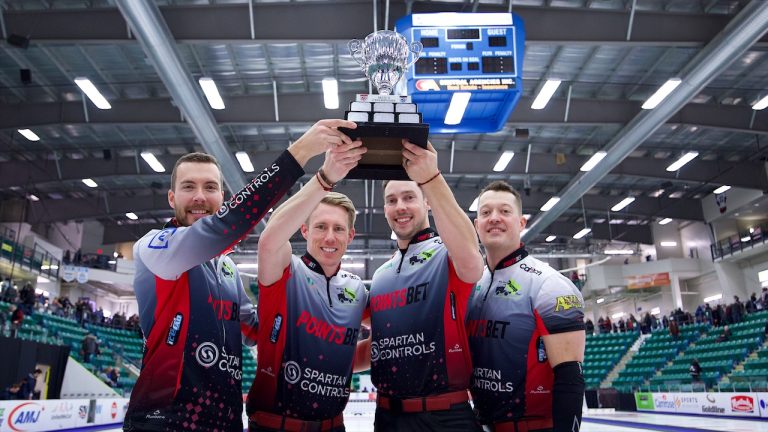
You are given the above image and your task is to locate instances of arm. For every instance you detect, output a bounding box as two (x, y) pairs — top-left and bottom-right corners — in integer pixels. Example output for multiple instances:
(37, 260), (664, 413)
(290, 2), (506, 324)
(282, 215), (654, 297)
(258, 139), (365, 285)
(353, 329), (371, 373)
(237, 268), (259, 346)
(535, 275), (586, 432)
(402, 140), (483, 283)
(136, 119), (357, 281)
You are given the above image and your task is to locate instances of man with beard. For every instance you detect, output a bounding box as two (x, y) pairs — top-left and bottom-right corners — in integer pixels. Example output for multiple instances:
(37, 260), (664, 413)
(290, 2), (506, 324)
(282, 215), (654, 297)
(467, 181), (585, 432)
(247, 141), (368, 431)
(124, 119), (358, 432)
(368, 140), (484, 431)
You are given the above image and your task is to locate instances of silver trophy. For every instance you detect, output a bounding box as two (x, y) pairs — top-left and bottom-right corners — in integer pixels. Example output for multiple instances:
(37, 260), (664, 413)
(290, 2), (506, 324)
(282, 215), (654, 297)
(340, 30), (430, 180)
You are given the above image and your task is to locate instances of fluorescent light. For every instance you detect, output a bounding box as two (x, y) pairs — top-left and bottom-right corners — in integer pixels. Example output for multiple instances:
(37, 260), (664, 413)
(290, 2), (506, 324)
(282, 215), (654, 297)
(658, 218), (673, 225)
(74, 77), (111, 109)
(573, 228), (591, 239)
(523, 214), (532, 219)
(341, 262), (365, 269)
(540, 197), (560, 211)
(753, 94), (768, 110)
(236, 263), (259, 269)
(703, 294), (722, 303)
(469, 197), (479, 212)
(140, 152), (166, 173)
(741, 236), (751, 242)
(412, 13), (512, 27)
(37, 276), (50, 283)
(666, 151), (698, 172)
(611, 197), (635, 212)
(235, 151), (255, 173)
(531, 79), (562, 110)
(82, 178), (98, 188)
(198, 77), (225, 110)
(650, 307), (661, 315)
(545, 235), (556, 242)
(713, 185), (731, 194)
(660, 241), (677, 247)
(18, 129), (40, 141)
(444, 92), (471, 125)
(125, 212), (138, 220)
(579, 151), (606, 172)
(604, 249), (633, 255)
(611, 312), (625, 319)
(642, 78), (681, 109)
(322, 78), (339, 109)
(750, 227), (755, 233)
(27, 194), (39, 202)
(492, 151), (515, 172)
(108, 260), (117, 264)
(596, 298), (605, 304)
(521, 228), (529, 237)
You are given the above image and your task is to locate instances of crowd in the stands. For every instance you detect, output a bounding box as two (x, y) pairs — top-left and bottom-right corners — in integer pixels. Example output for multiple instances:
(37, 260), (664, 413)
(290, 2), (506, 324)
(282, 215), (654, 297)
(585, 287), (768, 335)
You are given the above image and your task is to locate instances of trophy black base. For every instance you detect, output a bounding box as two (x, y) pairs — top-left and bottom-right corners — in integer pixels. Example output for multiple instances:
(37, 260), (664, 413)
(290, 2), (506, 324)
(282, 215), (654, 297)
(339, 122), (429, 180)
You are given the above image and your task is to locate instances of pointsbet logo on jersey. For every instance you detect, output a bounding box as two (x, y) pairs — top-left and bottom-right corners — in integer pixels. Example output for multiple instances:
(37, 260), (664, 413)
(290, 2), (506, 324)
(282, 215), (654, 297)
(554, 295), (583, 312)
(494, 278), (521, 297)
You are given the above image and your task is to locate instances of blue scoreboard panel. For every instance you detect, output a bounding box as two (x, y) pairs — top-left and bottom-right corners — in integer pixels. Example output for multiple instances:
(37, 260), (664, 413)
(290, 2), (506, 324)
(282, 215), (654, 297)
(395, 13), (525, 134)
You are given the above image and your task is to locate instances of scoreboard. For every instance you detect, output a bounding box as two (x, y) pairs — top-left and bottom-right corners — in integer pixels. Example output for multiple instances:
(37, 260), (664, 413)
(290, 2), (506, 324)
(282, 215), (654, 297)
(395, 13), (525, 134)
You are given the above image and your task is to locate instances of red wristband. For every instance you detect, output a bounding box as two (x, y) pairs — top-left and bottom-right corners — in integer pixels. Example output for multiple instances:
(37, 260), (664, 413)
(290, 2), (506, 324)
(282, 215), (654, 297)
(417, 171), (441, 187)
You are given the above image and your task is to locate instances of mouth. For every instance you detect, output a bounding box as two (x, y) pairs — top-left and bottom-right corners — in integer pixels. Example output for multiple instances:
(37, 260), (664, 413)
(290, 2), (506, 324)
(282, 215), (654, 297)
(394, 215), (412, 226)
(487, 227), (506, 234)
(321, 247), (337, 254)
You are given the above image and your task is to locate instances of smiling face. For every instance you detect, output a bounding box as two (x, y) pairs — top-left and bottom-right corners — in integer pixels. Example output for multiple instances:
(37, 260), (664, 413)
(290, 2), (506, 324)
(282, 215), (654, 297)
(167, 162), (224, 227)
(383, 181), (430, 247)
(474, 189), (526, 255)
(301, 202), (355, 276)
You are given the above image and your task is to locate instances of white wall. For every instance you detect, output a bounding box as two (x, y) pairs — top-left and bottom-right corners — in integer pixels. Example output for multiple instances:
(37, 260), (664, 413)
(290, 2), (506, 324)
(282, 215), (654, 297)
(680, 221), (714, 260)
(46, 221), (84, 255)
(652, 222), (684, 259)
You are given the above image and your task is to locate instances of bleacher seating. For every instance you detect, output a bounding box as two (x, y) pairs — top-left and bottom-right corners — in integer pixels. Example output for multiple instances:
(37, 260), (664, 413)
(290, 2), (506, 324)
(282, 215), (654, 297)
(583, 331), (639, 389)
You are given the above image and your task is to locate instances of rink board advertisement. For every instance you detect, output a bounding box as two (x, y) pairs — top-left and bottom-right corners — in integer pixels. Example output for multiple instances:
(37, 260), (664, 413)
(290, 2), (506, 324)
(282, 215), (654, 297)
(636, 392), (762, 418)
(0, 398), (128, 431)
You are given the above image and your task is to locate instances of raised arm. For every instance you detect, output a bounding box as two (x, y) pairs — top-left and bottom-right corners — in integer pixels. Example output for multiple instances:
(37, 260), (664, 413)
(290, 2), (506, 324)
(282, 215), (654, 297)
(402, 140), (483, 283)
(258, 139), (365, 286)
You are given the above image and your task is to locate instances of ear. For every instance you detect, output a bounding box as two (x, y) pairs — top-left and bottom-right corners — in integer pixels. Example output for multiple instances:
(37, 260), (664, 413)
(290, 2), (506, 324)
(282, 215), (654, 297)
(168, 189), (175, 209)
(520, 214), (527, 230)
(473, 217), (479, 232)
(300, 224), (309, 240)
(348, 227), (356, 243)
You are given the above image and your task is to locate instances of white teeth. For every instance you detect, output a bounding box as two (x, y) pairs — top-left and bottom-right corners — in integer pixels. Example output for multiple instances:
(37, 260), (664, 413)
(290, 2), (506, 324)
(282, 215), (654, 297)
(396, 217), (410, 223)
(322, 247), (336, 253)
(190, 210), (207, 214)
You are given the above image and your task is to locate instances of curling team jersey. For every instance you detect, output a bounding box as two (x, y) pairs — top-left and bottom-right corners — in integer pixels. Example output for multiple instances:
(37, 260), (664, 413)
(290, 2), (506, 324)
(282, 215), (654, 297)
(124, 150), (303, 432)
(466, 247), (585, 424)
(247, 253), (368, 421)
(369, 228), (475, 398)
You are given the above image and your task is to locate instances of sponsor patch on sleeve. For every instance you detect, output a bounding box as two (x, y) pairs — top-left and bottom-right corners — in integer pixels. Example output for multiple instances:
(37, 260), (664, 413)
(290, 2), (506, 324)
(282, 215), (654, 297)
(148, 228), (176, 249)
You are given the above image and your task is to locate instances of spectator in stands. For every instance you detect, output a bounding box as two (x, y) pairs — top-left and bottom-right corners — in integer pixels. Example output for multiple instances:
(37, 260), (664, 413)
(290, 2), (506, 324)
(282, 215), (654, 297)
(19, 282), (35, 315)
(94, 307), (104, 324)
(0, 307), (8, 336)
(627, 314), (637, 332)
(689, 359), (702, 382)
(704, 303), (714, 325)
(695, 305), (705, 323)
(2, 280), (18, 304)
(641, 312), (652, 334)
(662, 314), (669, 329)
(717, 325), (731, 342)
(761, 288), (768, 310)
(99, 367), (116, 387)
(715, 304), (725, 326)
(73, 248), (82, 264)
(618, 318), (626, 332)
(109, 368), (121, 387)
(603, 316), (612, 333)
(651, 313), (660, 331)
(585, 318), (594, 335)
(111, 312), (125, 328)
(731, 296), (744, 324)
(63, 250), (71, 264)
(19, 369), (42, 400)
(597, 317), (604, 334)
(669, 317), (680, 339)
(81, 332), (100, 363)
(10, 305), (23, 338)
(747, 292), (758, 314)
(0, 382), (22, 400)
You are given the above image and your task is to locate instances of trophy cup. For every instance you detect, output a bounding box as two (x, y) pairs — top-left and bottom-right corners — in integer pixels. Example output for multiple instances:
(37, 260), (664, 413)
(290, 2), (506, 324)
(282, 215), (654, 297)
(340, 30), (429, 180)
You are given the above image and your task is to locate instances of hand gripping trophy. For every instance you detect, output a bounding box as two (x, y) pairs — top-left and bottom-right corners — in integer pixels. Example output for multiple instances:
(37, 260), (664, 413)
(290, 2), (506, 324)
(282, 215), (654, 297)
(339, 30), (430, 180)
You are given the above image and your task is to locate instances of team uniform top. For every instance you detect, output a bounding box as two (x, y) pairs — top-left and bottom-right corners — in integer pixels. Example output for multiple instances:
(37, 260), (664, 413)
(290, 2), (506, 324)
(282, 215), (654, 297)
(369, 228), (474, 398)
(247, 253), (368, 421)
(124, 151), (303, 432)
(466, 247), (585, 425)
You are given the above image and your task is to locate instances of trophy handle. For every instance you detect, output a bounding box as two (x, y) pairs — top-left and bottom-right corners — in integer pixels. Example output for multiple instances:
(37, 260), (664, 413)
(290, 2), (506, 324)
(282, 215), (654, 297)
(348, 39), (366, 67)
(405, 41), (423, 69)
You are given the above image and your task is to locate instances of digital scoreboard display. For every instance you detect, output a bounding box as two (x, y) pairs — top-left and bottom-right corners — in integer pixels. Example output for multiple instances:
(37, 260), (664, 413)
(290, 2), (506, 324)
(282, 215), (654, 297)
(396, 13), (525, 134)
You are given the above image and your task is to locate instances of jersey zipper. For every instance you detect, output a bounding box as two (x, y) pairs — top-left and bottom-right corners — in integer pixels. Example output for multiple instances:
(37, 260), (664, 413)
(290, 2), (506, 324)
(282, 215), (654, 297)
(482, 269), (495, 302)
(325, 277), (333, 308)
(396, 248), (407, 274)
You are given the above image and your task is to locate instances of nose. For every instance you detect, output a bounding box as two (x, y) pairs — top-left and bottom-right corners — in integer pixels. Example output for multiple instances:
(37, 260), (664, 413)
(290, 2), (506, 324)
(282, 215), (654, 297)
(323, 230), (336, 244)
(191, 187), (206, 202)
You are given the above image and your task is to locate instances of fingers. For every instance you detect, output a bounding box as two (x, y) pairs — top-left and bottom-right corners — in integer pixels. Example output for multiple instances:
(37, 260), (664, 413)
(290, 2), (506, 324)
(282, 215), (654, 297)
(317, 119), (357, 130)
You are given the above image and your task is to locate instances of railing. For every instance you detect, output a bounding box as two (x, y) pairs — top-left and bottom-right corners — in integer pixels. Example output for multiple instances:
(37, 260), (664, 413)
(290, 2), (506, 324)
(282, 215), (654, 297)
(710, 225), (768, 261)
(0, 231), (60, 280)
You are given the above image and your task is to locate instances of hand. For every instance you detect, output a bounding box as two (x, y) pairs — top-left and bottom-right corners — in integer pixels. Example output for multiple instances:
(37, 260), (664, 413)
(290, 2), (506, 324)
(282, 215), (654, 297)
(321, 140), (367, 184)
(402, 140), (439, 184)
(289, 119), (357, 166)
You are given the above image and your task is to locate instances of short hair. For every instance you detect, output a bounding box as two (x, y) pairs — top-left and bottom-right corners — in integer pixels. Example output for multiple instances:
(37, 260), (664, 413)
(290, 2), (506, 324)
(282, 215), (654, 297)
(477, 180), (523, 215)
(381, 180), (424, 198)
(170, 152), (222, 191)
(314, 192), (357, 229)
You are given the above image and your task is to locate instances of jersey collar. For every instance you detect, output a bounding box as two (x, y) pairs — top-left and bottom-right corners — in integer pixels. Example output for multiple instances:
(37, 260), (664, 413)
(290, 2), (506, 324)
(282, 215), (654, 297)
(163, 218), (180, 229)
(489, 244), (528, 271)
(301, 252), (339, 278)
(408, 228), (438, 246)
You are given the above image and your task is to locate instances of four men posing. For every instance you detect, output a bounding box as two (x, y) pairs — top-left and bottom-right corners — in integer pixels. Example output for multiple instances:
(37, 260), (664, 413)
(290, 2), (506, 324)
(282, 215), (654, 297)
(128, 119), (585, 432)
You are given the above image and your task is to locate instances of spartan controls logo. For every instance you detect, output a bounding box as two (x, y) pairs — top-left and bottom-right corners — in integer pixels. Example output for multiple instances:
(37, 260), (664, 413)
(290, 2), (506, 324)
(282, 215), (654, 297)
(370, 341), (380, 362)
(195, 342), (219, 368)
(284, 361), (301, 384)
(217, 163), (280, 217)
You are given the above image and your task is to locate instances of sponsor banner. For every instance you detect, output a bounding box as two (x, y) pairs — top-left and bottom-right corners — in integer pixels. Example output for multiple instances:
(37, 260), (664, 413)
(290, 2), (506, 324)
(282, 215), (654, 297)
(93, 398), (129, 425)
(0, 399), (90, 431)
(635, 392), (760, 418)
(626, 272), (670, 289)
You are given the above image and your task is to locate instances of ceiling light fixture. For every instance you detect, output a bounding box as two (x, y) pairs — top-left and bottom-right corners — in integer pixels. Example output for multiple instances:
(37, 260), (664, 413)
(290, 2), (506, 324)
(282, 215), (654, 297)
(545, 235), (556, 242)
(198, 77), (225, 110)
(540, 197), (560, 211)
(492, 151), (515, 172)
(573, 228), (591, 239)
(752, 94), (768, 111)
(579, 151), (607, 172)
(611, 197), (636, 212)
(713, 185), (731, 194)
(82, 178), (98, 188)
(444, 92), (471, 125)
(125, 212), (138, 220)
(17, 129), (40, 141)
(658, 218), (673, 225)
(235, 151), (255, 173)
(469, 198), (479, 212)
(322, 78), (339, 109)
(74, 77), (111, 109)
(666, 151), (698, 172)
(531, 79), (562, 110)
(660, 241), (677, 247)
(596, 298), (605, 304)
(642, 78), (682, 109)
(140, 152), (166, 173)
